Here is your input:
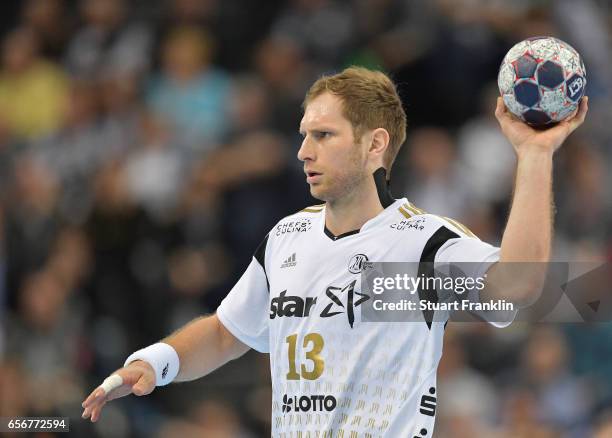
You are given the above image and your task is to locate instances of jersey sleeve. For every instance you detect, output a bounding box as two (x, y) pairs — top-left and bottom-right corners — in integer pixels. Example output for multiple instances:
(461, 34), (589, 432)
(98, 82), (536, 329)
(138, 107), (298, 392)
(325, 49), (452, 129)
(216, 236), (270, 353)
(434, 229), (517, 328)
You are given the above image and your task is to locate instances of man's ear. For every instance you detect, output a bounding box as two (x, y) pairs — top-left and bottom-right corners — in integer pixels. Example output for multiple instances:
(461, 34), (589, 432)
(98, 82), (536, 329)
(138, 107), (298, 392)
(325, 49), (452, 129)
(369, 128), (390, 157)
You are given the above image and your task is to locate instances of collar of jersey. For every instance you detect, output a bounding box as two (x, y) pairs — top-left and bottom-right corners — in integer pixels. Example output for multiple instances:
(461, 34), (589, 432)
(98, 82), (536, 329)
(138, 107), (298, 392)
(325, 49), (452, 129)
(321, 198), (406, 241)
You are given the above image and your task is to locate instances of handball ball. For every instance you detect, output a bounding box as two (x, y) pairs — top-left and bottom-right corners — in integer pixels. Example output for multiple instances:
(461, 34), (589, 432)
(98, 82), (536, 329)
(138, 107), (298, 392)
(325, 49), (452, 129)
(497, 36), (586, 127)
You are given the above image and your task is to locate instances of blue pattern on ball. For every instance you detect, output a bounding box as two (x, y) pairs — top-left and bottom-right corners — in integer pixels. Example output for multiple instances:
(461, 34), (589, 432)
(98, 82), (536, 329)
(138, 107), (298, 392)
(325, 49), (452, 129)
(523, 109), (552, 125)
(537, 61), (565, 89)
(514, 80), (540, 107)
(515, 55), (538, 78)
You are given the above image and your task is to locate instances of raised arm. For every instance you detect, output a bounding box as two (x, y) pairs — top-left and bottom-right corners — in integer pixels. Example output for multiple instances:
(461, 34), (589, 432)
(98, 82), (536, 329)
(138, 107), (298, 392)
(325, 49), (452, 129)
(483, 97), (588, 306)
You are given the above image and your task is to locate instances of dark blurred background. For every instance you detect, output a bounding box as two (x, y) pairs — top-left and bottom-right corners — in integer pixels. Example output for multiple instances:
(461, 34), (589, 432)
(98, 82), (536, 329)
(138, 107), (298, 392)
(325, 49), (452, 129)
(0, 0), (611, 437)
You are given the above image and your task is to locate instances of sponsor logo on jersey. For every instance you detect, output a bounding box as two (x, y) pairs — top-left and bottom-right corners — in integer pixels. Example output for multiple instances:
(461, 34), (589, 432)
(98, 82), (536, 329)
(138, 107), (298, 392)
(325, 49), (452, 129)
(390, 217), (426, 231)
(270, 280), (370, 328)
(348, 253), (369, 274)
(270, 291), (316, 319)
(280, 253), (297, 268)
(282, 394), (337, 413)
(320, 280), (370, 328)
(419, 387), (437, 417)
(275, 219), (313, 236)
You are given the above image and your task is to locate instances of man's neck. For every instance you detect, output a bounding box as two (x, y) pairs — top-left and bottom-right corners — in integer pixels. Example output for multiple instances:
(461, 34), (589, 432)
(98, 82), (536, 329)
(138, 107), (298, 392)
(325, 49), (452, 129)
(324, 183), (387, 236)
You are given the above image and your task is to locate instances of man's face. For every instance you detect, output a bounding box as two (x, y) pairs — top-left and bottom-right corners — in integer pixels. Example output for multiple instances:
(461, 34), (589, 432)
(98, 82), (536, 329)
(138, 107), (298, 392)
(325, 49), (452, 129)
(298, 92), (369, 201)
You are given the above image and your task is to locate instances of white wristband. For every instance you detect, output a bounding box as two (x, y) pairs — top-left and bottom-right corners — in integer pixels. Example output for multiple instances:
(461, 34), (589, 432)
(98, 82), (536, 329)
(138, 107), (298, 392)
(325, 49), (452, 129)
(124, 343), (180, 386)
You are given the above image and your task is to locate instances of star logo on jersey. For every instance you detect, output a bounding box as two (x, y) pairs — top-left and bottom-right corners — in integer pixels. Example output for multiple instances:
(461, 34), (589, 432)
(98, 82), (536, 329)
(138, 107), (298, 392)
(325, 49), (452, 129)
(320, 280), (370, 328)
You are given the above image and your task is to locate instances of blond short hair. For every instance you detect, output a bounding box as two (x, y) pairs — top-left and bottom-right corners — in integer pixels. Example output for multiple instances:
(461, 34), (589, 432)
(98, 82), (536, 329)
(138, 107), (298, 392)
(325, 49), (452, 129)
(303, 66), (407, 174)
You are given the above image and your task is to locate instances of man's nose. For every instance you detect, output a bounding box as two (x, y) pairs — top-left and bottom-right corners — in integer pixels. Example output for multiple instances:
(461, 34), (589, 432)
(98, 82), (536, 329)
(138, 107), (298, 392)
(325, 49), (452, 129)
(297, 137), (315, 162)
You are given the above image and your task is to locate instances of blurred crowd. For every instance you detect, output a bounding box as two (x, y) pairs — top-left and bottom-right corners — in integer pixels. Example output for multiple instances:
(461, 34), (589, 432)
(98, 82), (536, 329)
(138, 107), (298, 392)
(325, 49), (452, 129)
(0, 0), (611, 437)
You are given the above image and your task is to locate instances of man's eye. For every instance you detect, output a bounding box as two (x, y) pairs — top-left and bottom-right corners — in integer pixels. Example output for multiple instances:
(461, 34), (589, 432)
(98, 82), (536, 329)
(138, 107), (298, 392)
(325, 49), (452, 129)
(314, 131), (331, 139)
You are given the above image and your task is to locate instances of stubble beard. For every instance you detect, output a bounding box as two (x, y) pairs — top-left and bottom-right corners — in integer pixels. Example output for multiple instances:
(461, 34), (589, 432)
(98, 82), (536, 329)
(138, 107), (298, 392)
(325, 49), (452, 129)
(312, 146), (368, 205)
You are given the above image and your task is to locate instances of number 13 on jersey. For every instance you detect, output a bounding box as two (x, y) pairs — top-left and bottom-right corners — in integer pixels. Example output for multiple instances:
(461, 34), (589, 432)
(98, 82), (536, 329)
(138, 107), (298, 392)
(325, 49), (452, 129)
(285, 333), (324, 380)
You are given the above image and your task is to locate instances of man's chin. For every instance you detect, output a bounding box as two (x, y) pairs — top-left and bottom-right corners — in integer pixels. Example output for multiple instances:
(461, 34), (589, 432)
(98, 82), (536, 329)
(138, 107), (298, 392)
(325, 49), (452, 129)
(309, 185), (328, 202)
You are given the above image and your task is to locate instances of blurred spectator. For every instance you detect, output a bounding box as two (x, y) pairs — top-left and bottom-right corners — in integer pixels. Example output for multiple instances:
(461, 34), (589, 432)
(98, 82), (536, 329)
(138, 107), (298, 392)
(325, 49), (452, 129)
(254, 36), (314, 137)
(177, 158), (223, 246)
(4, 156), (61, 303)
(47, 226), (92, 292)
(520, 326), (592, 433)
(31, 80), (100, 175)
(155, 0), (220, 60)
(228, 75), (272, 135)
(456, 85), (516, 205)
(21, 0), (72, 60)
(85, 160), (153, 343)
(29, 79), (110, 224)
(156, 0), (285, 71)
(97, 70), (142, 161)
(0, 27), (68, 141)
(198, 130), (306, 269)
(435, 328), (501, 437)
(353, 0), (437, 71)
(65, 0), (152, 80)
(564, 323), (612, 404)
(397, 127), (472, 220)
(498, 387), (560, 438)
(125, 113), (184, 218)
(555, 139), (611, 244)
(271, 0), (356, 66)
(393, 0), (509, 128)
(148, 26), (232, 152)
(5, 269), (86, 416)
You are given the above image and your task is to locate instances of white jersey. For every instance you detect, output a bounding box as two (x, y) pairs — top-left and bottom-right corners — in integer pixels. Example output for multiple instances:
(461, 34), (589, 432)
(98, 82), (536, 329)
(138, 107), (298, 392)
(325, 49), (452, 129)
(217, 198), (512, 437)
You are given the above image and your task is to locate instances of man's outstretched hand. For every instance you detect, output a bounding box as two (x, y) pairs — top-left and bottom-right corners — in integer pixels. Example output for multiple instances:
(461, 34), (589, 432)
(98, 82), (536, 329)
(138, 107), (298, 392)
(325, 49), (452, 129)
(81, 360), (156, 423)
(495, 96), (588, 156)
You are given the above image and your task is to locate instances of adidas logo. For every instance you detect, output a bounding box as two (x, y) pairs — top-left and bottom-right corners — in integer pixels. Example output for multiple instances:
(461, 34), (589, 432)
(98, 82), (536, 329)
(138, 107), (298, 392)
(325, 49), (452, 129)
(280, 253), (297, 268)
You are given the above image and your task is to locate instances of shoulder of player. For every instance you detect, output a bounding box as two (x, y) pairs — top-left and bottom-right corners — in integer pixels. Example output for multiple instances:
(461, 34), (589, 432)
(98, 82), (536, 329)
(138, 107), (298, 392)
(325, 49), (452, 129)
(277, 203), (324, 223)
(425, 214), (479, 240)
(296, 204), (326, 214)
(266, 204), (324, 240)
(394, 201), (479, 240)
